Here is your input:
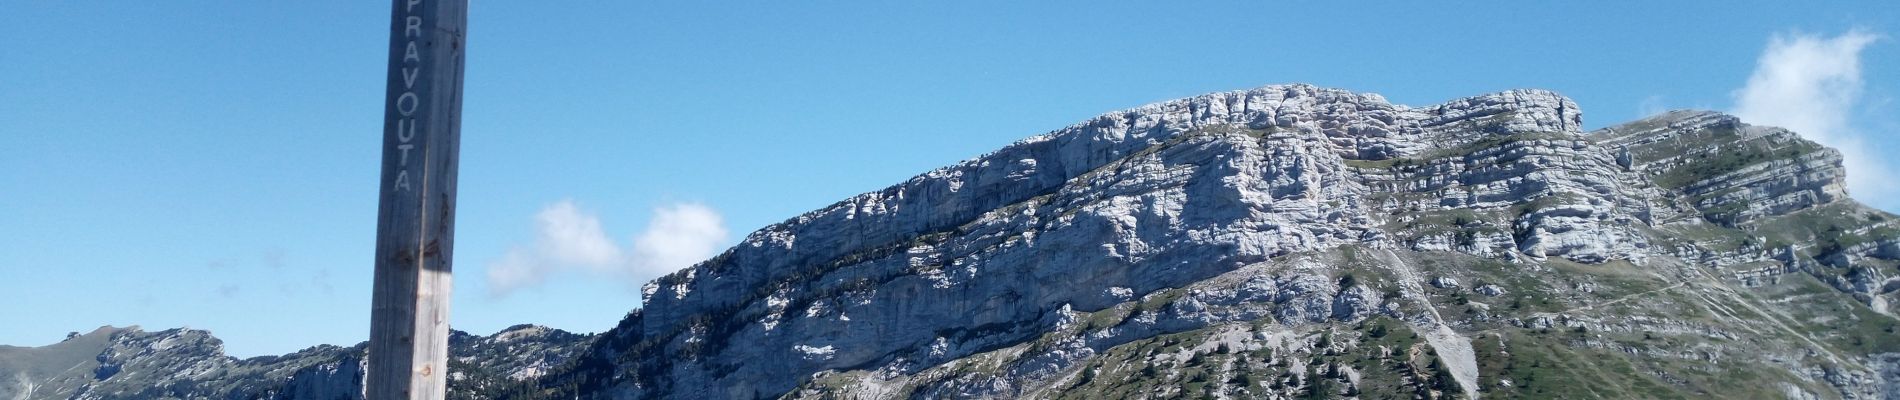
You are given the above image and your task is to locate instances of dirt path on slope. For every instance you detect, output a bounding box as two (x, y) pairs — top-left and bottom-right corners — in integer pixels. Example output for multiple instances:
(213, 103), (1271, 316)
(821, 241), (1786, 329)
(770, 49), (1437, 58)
(1376, 249), (1481, 399)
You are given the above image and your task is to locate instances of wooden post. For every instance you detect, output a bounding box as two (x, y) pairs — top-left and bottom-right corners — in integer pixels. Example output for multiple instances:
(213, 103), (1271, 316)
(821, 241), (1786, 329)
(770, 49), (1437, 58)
(366, 0), (465, 399)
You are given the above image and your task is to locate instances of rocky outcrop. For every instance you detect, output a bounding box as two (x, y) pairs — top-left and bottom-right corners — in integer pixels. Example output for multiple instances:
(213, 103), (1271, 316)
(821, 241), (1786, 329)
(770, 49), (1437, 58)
(0, 325), (592, 400)
(1599, 110), (1847, 226)
(77, 328), (251, 399)
(522, 84), (1898, 399)
(452, 324), (591, 382)
(605, 85), (1602, 398)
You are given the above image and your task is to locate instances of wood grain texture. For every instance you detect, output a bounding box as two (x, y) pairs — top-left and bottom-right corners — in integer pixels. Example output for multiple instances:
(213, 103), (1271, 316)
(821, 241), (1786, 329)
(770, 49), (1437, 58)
(366, 0), (465, 398)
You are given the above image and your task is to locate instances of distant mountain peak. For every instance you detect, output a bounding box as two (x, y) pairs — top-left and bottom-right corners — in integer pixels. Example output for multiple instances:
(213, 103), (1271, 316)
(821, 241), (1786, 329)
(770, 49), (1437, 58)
(0, 325), (593, 399)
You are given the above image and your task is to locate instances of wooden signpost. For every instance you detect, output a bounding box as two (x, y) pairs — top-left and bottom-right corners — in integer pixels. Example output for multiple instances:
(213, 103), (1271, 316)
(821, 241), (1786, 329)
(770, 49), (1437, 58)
(366, 0), (466, 398)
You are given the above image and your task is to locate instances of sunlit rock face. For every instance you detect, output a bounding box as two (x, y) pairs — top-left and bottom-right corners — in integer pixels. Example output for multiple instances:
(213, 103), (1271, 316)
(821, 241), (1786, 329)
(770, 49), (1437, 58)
(513, 84), (1895, 399)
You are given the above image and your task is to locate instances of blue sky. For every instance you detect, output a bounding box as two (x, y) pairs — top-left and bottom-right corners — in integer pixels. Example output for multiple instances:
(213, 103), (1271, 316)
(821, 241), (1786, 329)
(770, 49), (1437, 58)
(3, 2), (1896, 357)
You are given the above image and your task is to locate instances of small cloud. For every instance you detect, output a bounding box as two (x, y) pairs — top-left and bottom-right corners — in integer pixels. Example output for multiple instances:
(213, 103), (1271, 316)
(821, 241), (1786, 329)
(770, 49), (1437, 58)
(532, 201), (624, 268)
(1638, 95), (1669, 117)
(216, 284), (241, 298)
(628, 203), (729, 278)
(1731, 29), (1896, 210)
(485, 248), (546, 295)
(485, 200), (729, 298)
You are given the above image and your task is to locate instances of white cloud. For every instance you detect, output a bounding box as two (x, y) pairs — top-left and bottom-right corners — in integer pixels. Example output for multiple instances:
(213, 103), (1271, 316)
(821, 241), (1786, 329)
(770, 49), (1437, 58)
(532, 201), (623, 268)
(484, 249), (545, 295)
(627, 203), (729, 278)
(1638, 95), (1669, 118)
(1731, 29), (1895, 208)
(485, 200), (730, 297)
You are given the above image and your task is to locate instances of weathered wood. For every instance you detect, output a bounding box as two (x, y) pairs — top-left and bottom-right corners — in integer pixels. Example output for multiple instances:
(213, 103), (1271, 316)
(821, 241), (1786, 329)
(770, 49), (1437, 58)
(366, 0), (465, 398)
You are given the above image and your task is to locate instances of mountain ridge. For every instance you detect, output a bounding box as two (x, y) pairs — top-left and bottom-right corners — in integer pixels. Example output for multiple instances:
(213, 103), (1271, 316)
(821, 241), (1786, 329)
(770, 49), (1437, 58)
(518, 84), (1898, 399)
(8, 84), (1897, 399)
(0, 324), (593, 400)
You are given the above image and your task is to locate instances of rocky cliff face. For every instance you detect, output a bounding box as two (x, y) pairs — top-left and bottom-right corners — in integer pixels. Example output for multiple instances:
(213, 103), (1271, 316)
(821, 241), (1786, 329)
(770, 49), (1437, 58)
(511, 84), (1899, 399)
(0, 324), (591, 400)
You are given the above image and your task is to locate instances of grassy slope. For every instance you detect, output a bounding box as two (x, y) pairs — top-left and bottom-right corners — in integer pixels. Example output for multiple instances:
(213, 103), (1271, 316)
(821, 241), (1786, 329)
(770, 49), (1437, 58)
(0, 327), (122, 400)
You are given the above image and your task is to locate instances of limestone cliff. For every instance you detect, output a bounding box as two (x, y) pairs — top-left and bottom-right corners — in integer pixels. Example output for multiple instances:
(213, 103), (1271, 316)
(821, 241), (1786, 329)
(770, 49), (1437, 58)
(515, 84), (1898, 399)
